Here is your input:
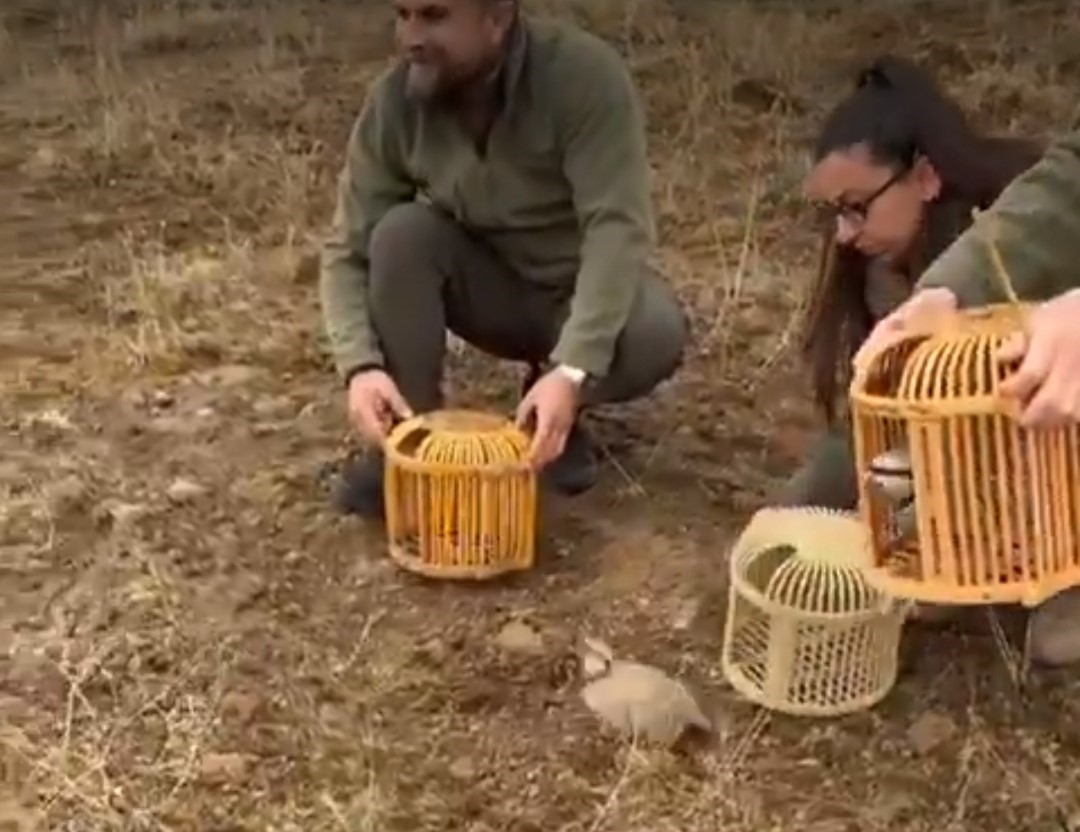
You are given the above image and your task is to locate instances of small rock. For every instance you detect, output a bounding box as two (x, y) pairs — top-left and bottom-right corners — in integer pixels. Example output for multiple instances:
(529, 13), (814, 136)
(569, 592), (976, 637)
(167, 478), (207, 503)
(252, 422), (282, 437)
(96, 500), (149, 530)
(27, 409), (74, 431)
(219, 690), (260, 724)
(151, 390), (175, 409)
(446, 332), (468, 356)
(907, 711), (956, 755)
(495, 620), (545, 655)
(318, 702), (350, 733)
(147, 415), (211, 436)
(46, 475), (88, 514)
(672, 598), (701, 631)
(0, 461), (24, 486)
(194, 364), (260, 388)
(199, 752), (255, 784)
(449, 756), (477, 780)
(22, 143), (59, 175)
(121, 388), (149, 411)
(415, 637), (451, 666)
(254, 396), (294, 418)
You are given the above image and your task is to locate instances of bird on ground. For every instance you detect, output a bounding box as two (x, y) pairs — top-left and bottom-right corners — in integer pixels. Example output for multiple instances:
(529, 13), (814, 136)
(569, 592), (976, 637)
(578, 636), (712, 747)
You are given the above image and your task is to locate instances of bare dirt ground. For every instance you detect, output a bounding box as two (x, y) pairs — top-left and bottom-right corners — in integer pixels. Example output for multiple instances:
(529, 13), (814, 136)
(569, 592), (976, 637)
(5, 0), (1080, 829)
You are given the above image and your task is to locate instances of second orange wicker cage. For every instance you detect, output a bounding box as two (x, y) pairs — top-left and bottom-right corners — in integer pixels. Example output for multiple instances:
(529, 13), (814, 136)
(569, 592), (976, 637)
(850, 302), (1080, 607)
(383, 409), (538, 579)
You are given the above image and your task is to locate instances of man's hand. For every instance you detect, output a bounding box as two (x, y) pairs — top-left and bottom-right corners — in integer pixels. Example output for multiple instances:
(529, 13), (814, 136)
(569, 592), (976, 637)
(515, 368), (581, 470)
(347, 368), (414, 445)
(853, 287), (960, 370)
(998, 289), (1080, 429)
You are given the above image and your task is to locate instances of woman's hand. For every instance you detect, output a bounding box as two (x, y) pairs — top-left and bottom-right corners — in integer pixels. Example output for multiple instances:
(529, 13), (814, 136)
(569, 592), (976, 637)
(852, 287), (960, 370)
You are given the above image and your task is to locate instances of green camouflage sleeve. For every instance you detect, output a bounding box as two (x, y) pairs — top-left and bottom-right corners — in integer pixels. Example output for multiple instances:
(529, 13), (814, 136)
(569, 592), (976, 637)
(319, 72), (415, 383)
(916, 130), (1080, 306)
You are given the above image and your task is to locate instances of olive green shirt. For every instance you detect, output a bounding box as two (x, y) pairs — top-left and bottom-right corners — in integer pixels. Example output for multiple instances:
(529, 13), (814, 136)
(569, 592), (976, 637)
(916, 129), (1080, 303)
(319, 16), (655, 383)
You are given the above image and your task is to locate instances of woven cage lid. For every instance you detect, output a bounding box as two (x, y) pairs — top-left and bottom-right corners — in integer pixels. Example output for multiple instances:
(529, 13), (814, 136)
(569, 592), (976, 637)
(854, 302), (1034, 403)
(385, 409), (531, 469)
(731, 508), (893, 616)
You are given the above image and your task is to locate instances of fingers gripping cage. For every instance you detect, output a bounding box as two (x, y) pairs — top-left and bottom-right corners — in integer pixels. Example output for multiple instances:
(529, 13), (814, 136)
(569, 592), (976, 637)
(383, 409), (539, 579)
(721, 507), (910, 717)
(850, 303), (1080, 607)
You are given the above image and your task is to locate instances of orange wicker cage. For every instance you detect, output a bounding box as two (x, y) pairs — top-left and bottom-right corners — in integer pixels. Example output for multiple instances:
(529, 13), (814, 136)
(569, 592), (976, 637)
(850, 302), (1080, 607)
(383, 409), (539, 579)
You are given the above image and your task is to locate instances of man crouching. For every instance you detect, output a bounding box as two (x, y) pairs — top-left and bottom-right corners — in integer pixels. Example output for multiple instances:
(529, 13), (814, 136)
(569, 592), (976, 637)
(319, 0), (689, 518)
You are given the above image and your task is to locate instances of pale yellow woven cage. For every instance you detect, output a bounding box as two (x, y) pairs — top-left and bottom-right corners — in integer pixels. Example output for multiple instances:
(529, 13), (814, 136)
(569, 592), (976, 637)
(721, 507), (909, 717)
(383, 409), (538, 579)
(850, 303), (1080, 607)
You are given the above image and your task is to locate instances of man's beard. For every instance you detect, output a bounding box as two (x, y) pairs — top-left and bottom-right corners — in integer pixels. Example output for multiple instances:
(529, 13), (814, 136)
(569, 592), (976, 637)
(404, 60), (444, 102)
(403, 57), (496, 106)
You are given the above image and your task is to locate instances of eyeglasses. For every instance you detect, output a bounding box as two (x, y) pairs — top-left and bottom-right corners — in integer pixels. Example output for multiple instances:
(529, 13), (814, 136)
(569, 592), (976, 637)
(812, 165), (909, 228)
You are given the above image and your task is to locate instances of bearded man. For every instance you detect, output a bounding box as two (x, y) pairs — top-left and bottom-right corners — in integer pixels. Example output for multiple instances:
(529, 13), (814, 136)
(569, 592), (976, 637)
(319, 0), (689, 518)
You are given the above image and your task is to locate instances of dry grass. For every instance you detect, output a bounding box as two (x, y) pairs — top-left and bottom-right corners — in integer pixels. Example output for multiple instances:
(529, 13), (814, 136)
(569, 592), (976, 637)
(5, 0), (1080, 830)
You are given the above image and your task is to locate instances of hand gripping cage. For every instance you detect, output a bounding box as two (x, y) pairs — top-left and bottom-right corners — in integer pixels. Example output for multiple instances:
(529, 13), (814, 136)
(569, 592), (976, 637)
(850, 302), (1080, 607)
(721, 507), (909, 717)
(383, 409), (538, 579)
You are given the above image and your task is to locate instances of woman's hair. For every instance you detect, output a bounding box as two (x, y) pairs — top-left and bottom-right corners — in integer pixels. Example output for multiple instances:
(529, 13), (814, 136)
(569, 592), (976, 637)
(802, 55), (1043, 425)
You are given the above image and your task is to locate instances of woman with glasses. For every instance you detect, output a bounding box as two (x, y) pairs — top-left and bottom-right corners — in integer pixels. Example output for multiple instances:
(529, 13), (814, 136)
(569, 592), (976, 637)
(773, 55), (1043, 510)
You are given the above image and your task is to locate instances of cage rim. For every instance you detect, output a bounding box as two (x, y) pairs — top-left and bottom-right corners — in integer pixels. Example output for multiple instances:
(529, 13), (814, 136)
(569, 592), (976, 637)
(727, 507), (907, 620)
(384, 408), (533, 474)
(849, 301), (1035, 402)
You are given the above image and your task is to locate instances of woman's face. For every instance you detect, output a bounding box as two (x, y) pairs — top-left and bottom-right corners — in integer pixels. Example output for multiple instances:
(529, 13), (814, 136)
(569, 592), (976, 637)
(804, 142), (942, 263)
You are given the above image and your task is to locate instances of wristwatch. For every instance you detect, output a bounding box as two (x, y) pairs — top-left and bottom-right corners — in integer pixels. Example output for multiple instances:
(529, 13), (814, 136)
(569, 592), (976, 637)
(554, 364), (587, 386)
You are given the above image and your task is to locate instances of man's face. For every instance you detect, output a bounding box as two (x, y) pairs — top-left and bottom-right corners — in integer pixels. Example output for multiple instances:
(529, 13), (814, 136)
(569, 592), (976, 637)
(393, 0), (513, 102)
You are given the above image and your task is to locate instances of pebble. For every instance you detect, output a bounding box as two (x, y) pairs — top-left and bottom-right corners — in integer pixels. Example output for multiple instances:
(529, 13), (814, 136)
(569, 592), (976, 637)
(907, 711), (956, 755)
(495, 620), (545, 655)
(219, 690), (261, 724)
(199, 752), (255, 784)
(46, 475), (88, 514)
(167, 477), (207, 503)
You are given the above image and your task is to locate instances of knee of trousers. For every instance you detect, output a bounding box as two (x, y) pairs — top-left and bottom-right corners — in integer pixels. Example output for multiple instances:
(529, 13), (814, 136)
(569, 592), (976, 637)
(368, 202), (455, 301)
(594, 280), (689, 404)
(626, 279), (690, 388)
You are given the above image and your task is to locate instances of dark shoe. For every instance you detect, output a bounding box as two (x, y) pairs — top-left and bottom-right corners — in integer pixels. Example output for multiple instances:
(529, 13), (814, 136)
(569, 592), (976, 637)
(333, 450), (385, 519)
(542, 422), (599, 496)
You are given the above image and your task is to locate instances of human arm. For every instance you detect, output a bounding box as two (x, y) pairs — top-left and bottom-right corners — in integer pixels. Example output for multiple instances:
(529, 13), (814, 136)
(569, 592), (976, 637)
(515, 37), (655, 469)
(319, 72), (417, 384)
(915, 130), (1080, 305)
(547, 35), (657, 380)
(854, 131), (1080, 370)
